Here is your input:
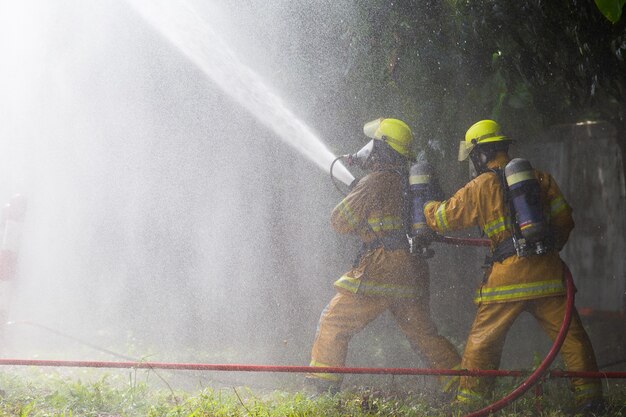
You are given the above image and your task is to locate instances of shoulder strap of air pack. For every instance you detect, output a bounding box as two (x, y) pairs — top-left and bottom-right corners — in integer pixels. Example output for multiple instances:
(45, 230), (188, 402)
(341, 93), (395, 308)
(486, 167), (521, 264)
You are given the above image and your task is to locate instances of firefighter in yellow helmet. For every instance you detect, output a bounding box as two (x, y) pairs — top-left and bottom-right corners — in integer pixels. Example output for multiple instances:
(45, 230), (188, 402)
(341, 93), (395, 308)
(306, 118), (460, 395)
(423, 120), (604, 414)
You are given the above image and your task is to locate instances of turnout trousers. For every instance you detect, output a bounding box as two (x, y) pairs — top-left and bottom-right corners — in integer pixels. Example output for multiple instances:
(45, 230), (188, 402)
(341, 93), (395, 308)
(458, 295), (602, 407)
(308, 291), (460, 389)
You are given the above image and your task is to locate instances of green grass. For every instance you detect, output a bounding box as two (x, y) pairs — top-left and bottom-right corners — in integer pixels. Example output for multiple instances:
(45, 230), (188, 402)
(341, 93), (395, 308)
(0, 369), (624, 416)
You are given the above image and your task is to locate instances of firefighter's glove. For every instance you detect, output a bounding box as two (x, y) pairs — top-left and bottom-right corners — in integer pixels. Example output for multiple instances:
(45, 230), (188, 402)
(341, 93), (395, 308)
(413, 228), (436, 245)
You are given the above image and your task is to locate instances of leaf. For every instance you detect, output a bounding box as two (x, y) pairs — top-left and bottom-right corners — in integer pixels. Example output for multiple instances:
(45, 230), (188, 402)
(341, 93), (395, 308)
(595, 0), (626, 23)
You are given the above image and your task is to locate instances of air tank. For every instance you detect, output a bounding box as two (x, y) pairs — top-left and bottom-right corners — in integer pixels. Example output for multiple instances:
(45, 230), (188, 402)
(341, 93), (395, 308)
(504, 158), (547, 245)
(409, 160), (435, 240)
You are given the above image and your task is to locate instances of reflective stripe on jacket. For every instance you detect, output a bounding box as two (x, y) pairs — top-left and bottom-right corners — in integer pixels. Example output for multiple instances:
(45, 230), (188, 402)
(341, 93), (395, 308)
(331, 169), (428, 299)
(424, 153), (574, 305)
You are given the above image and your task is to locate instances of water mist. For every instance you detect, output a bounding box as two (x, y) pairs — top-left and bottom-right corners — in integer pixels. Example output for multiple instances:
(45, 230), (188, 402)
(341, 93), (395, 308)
(129, 0), (355, 187)
(0, 0), (363, 392)
(0, 0), (440, 394)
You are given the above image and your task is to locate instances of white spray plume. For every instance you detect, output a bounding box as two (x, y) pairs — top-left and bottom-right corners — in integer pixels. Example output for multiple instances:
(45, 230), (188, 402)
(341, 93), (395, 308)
(128, 0), (355, 186)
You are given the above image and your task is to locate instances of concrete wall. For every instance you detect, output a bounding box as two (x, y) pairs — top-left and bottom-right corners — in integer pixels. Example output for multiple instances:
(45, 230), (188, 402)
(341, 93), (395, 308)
(520, 121), (626, 314)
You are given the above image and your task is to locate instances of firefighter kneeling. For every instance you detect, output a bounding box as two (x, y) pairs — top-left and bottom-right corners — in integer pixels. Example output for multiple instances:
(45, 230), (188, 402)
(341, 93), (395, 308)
(306, 118), (461, 395)
(422, 120), (604, 414)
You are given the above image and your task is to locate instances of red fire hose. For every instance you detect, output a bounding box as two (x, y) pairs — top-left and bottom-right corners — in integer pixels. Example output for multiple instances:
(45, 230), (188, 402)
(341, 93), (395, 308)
(0, 237), (606, 416)
(0, 360), (527, 373)
(0, 358), (623, 379)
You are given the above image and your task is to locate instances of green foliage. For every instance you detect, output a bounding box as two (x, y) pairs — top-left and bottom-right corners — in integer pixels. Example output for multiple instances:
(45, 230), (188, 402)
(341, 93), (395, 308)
(343, 0), (626, 173)
(0, 370), (624, 416)
(0, 370), (138, 416)
(459, 1), (624, 129)
(595, 0), (626, 23)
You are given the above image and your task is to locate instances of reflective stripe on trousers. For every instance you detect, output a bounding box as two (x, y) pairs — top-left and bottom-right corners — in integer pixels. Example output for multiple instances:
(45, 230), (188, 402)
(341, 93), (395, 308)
(574, 383), (603, 406)
(456, 388), (483, 404)
(474, 279), (565, 304)
(307, 360), (342, 382)
(334, 275), (419, 299)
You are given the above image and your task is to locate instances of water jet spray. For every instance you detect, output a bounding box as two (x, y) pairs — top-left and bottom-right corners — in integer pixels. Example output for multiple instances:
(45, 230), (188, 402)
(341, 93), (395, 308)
(128, 0), (355, 186)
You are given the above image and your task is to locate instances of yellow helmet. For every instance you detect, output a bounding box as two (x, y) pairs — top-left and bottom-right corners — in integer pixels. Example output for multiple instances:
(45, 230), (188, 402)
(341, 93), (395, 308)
(458, 119), (509, 161)
(363, 118), (414, 159)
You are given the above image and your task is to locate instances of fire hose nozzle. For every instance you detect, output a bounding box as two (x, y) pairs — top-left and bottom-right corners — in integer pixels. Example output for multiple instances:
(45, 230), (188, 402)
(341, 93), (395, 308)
(340, 154), (354, 166)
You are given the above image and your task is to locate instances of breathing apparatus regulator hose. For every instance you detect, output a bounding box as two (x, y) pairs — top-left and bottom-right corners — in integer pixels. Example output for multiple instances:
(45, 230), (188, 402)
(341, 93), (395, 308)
(462, 263), (575, 417)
